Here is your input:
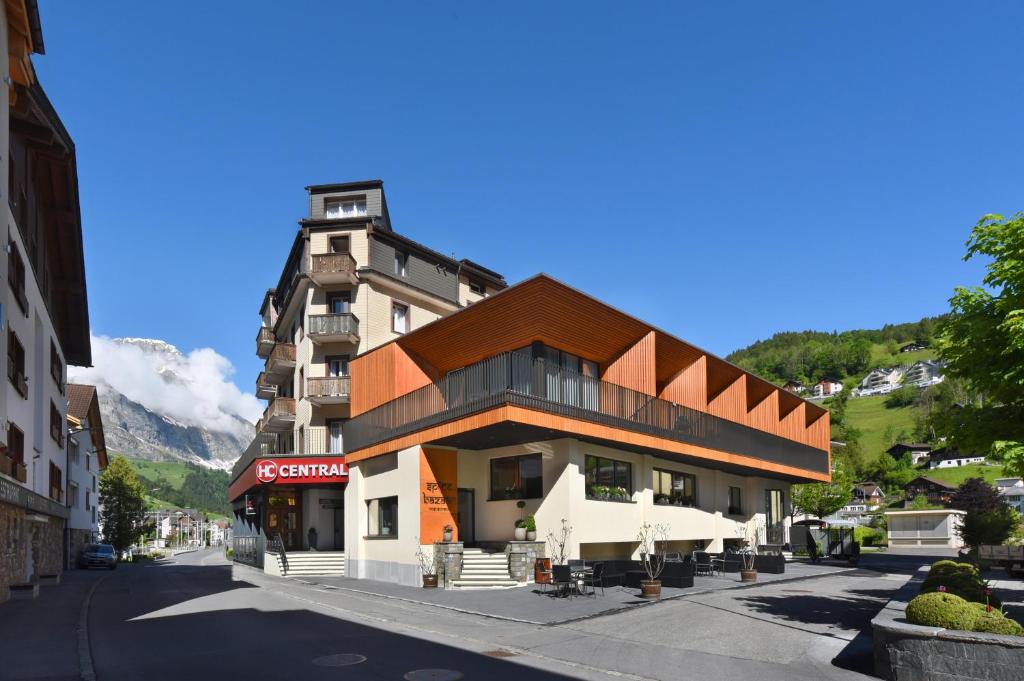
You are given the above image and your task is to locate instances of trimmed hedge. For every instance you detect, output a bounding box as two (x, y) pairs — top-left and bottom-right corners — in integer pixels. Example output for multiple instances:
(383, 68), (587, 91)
(906, 561), (1024, 636)
(920, 561), (1001, 608)
(906, 592), (978, 630)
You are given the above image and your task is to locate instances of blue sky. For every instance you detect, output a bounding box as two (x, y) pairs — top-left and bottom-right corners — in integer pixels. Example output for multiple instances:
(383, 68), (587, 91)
(37, 1), (1023, 388)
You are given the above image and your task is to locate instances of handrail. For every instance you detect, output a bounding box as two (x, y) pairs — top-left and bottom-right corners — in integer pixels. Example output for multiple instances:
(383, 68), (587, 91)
(308, 313), (359, 337)
(307, 376), (351, 397)
(343, 351), (830, 475)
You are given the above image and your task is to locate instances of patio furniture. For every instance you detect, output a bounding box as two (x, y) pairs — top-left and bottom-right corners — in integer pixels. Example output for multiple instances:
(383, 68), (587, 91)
(568, 559), (585, 571)
(534, 557), (553, 594)
(625, 570), (646, 588)
(665, 552), (684, 562)
(582, 562), (605, 596)
(551, 564), (574, 598)
(754, 553), (786, 574)
(693, 551), (717, 576)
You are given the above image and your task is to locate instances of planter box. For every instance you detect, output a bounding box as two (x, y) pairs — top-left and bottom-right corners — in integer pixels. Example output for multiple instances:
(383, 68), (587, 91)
(0, 453), (11, 477)
(14, 463), (27, 483)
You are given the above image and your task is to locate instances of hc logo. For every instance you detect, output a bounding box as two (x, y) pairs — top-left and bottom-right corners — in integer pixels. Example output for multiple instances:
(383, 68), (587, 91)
(256, 461), (278, 483)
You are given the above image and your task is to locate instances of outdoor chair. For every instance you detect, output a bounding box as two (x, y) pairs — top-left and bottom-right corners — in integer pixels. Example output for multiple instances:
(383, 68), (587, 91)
(693, 551), (716, 576)
(551, 564), (574, 598)
(583, 562), (606, 596)
(568, 559), (585, 571)
(665, 552), (684, 562)
(534, 558), (553, 595)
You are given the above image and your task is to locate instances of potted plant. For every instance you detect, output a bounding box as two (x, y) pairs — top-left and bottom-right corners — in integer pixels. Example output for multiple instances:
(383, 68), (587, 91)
(442, 524), (453, 543)
(546, 518), (573, 565)
(0, 451), (11, 477)
(415, 544), (437, 588)
(654, 493), (670, 505)
(525, 514), (537, 541)
(738, 547), (757, 583)
(612, 486), (629, 501)
(637, 522), (670, 598)
(514, 518), (528, 541)
(13, 462), (26, 483)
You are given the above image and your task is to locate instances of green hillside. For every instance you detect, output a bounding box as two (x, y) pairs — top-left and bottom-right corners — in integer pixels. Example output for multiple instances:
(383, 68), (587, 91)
(917, 462), (1006, 486)
(114, 454), (231, 516)
(842, 394), (920, 459)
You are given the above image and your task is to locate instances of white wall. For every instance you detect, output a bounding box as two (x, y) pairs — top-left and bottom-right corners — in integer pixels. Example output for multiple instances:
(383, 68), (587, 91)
(65, 433), (98, 533)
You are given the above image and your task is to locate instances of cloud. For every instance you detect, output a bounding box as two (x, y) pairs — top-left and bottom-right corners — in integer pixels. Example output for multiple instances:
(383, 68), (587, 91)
(68, 335), (262, 435)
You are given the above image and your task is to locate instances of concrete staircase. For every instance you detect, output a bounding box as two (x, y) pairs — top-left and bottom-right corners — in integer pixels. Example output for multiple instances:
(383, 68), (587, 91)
(283, 551), (346, 577)
(452, 548), (518, 589)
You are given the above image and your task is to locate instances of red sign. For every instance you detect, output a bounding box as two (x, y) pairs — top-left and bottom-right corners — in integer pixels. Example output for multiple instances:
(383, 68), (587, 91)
(252, 457), (348, 485)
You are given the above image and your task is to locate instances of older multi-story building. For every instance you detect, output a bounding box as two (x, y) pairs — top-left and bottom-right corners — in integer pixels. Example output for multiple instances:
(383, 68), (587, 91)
(231, 180), (505, 564)
(65, 384), (108, 567)
(0, 2), (91, 602)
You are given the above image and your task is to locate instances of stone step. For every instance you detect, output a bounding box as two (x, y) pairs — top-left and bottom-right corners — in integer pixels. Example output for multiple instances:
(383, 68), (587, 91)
(452, 579), (519, 589)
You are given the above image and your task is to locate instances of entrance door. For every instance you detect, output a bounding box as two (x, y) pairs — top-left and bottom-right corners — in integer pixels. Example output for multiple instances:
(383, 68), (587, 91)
(457, 488), (475, 545)
(333, 507), (344, 550)
(266, 491), (302, 551)
(765, 489), (785, 547)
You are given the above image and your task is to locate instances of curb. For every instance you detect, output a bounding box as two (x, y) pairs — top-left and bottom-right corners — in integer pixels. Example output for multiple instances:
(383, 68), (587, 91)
(78, 575), (106, 681)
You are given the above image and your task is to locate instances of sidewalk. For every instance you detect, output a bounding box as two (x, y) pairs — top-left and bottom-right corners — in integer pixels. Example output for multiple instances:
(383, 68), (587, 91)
(0, 569), (107, 681)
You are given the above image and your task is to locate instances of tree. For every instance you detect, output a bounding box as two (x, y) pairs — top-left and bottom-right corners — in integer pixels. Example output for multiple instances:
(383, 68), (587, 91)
(99, 457), (146, 551)
(940, 213), (1024, 453)
(996, 441), (1024, 479)
(959, 506), (1018, 550)
(949, 478), (1005, 514)
(792, 460), (855, 519)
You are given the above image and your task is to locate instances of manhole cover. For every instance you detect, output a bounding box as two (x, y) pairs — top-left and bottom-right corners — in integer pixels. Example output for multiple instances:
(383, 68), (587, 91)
(404, 670), (464, 681)
(482, 650), (517, 658)
(312, 654), (367, 667)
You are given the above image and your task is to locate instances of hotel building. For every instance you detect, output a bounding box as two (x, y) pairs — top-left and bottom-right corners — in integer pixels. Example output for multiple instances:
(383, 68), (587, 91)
(231, 182), (831, 588)
(0, 1), (92, 602)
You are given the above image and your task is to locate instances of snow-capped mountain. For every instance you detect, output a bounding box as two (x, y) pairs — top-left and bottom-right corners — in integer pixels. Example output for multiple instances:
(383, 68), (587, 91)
(69, 336), (259, 471)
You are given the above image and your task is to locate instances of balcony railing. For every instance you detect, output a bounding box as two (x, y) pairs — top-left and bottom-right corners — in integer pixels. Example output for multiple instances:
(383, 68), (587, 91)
(256, 327), (276, 358)
(230, 426), (345, 483)
(307, 313), (359, 342)
(255, 372), (277, 399)
(344, 351), (829, 475)
(310, 252), (357, 283)
(257, 397), (295, 432)
(307, 376), (351, 401)
(265, 343), (296, 375)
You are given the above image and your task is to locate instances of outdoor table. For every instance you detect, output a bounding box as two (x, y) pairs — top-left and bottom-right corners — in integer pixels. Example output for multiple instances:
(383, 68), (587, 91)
(571, 567), (593, 595)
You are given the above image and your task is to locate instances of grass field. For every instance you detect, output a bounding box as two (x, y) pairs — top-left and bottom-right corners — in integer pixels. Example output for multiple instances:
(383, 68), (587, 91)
(843, 394), (920, 457)
(867, 344), (937, 368)
(916, 462), (1007, 486)
(127, 458), (193, 490)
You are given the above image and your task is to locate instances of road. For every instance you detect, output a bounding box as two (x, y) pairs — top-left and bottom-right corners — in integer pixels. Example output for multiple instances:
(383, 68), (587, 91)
(73, 548), (913, 680)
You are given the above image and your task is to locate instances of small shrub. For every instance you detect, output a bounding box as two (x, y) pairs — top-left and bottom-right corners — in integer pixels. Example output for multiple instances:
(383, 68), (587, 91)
(973, 612), (1024, 636)
(906, 592), (977, 630)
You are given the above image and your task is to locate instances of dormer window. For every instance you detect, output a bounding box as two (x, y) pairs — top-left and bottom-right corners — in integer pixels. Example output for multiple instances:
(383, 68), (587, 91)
(324, 198), (367, 218)
(469, 280), (486, 295)
(394, 251), (407, 277)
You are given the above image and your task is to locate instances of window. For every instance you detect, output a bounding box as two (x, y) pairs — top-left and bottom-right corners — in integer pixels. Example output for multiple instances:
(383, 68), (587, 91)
(325, 198), (366, 218)
(86, 452), (91, 472)
(7, 329), (26, 398)
(468, 279), (486, 295)
(50, 340), (63, 392)
(728, 486), (743, 515)
(86, 489), (91, 511)
(391, 301), (408, 334)
(8, 238), (26, 313)
(50, 401), (63, 445)
(653, 469), (697, 507)
(69, 439), (79, 465)
(394, 251), (407, 277)
(69, 481), (79, 508)
(585, 455), (633, 500)
(327, 293), (350, 314)
(7, 423), (23, 465)
(48, 462), (62, 502)
(297, 425), (304, 455)
(327, 355), (349, 377)
(489, 453), (542, 500)
(327, 419), (344, 454)
(329, 235), (350, 254)
(366, 496), (398, 537)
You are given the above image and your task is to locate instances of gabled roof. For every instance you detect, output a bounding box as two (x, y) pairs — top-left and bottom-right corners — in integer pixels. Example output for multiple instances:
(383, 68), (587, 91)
(887, 442), (932, 453)
(905, 476), (957, 490)
(66, 383), (107, 468)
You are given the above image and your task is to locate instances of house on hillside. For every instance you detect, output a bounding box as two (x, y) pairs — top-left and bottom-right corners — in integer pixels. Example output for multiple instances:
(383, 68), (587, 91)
(857, 366), (906, 396)
(783, 380), (805, 395)
(904, 476), (957, 506)
(853, 482), (885, 507)
(886, 442), (933, 466)
(927, 448), (986, 470)
(899, 341), (929, 353)
(996, 478), (1024, 514)
(811, 379), (843, 399)
(904, 360), (944, 388)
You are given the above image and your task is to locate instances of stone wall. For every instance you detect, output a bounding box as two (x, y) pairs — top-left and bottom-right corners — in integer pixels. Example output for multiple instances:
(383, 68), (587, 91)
(0, 500), (65, 603)
(434, 542), (463, 589)
(872, 568), (1024, 680)
(67, 529), (93, 569)
(506, 541), (545, 582)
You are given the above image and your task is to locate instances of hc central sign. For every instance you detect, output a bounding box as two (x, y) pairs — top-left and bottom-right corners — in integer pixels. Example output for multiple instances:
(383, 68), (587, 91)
(252, 457), (348, 485)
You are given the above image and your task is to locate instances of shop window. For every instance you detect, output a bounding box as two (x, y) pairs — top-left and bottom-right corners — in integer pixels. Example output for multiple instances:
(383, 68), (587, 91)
(367, 496), (398, 537)
(653, 469), (697, 507)
(489, 453), (542, 500)
(584, 455), (632, 500)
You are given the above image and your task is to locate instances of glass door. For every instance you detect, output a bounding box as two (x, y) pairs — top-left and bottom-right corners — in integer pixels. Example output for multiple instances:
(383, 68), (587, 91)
(765, 489), (785, 547)
(328, 420), (344, 454)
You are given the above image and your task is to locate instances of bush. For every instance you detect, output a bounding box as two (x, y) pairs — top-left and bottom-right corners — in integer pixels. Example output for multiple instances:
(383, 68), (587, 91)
(906, 592), (977, 630)
(973, 611), (1024, 636)
(920, 561), (1000, 607)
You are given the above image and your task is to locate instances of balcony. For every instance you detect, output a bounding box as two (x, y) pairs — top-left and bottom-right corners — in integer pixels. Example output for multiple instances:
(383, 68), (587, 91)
(309, 252), (358, 286)
(307, 376), (351, 406)
(344, 351), (830, 478)
(258, 396), (295, 433)
(265, 343), (296, 378)
(255, 372), (277, 400)
(308, 313), (359, 344)
(256, 327), (276, 358)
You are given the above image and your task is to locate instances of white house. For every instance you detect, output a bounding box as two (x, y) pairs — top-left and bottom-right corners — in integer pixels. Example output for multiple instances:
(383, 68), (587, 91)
(811, 379), (843, 399)
(886, 442), (933, 466)
(996, 478), (1024, 514)
(857, 366), (906, 396)
(904, 360), (944, 388)
(65, 385), (108, 566)
(927, 448), (986, 470)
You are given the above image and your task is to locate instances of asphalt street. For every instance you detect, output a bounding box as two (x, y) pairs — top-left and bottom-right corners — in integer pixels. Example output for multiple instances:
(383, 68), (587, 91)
(2, 548), (914, 681)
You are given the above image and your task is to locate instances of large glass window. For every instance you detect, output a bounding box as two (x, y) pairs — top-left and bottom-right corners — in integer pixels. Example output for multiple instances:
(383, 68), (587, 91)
(367, 496), (398, 537)
(728, 486), (743, 515)
(489, 453), (542, 500)
(653, 469), (697, 507)
(585, 455), (632, 500)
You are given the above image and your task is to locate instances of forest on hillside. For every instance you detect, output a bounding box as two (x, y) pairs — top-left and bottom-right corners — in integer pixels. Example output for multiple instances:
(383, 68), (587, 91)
(132, 461), (231, 515)
(726, 316), (945, 385)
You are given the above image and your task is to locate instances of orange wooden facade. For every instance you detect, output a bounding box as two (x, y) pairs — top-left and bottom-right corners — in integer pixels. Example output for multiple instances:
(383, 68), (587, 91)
(348, 275), (830, 475)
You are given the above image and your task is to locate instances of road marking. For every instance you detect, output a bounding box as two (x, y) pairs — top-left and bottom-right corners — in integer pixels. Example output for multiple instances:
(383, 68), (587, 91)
(78, 575), (107, 681)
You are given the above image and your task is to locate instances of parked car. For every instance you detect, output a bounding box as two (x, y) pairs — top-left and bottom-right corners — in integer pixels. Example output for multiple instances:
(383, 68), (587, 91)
(78, 543), (118, 570)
